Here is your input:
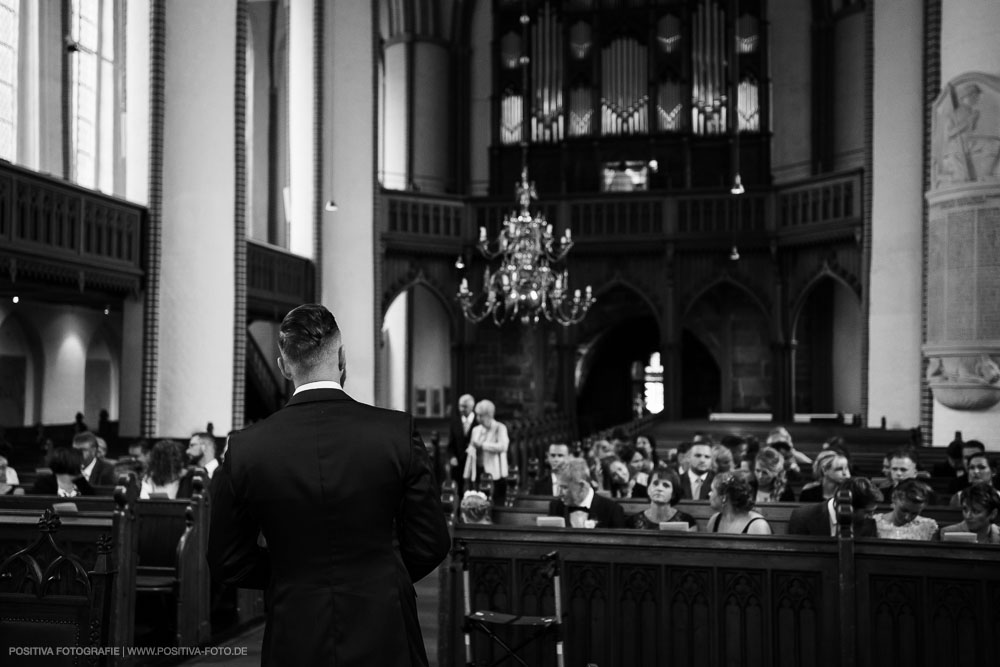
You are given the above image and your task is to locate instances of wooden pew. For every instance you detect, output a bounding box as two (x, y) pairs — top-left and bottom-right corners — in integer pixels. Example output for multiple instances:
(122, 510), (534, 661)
(0, 484), (137, 666)
(133, 476), (211, 646)
(448, 524), (1000, 667)
(502, 495), (965, 535)
(0, 475), (211, 647)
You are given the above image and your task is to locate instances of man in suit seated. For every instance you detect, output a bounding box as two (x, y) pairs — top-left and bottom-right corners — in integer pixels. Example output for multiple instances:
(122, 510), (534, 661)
(548, 457), (625, 528)
(531, 442), (570, 496)
(788, 477), (884, 537)
(186, 432), (220, 479)
(680, 442), (715, 500)
(73, 431), (117, 486)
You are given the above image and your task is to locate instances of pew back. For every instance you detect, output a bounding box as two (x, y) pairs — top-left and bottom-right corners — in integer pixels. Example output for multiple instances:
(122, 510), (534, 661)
(0, 493), (136, 665)
(448, 525), (1000, 667)
(0, 481), (211, 647)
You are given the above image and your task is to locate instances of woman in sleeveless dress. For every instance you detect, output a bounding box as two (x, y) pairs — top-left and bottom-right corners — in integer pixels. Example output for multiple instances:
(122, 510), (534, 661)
(707, 471), (772, 535)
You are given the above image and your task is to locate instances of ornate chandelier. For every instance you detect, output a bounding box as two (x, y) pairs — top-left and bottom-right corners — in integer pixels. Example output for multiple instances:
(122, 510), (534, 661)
(456, 168), (595, 326)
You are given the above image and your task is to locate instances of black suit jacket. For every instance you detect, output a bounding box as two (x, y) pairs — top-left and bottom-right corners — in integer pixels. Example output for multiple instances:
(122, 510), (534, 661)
(87, 458), (117, 486)
(679, 471), (715, 500)
(207, 388), (451, 667)
(787, 501), (877, 538)
(531, 475), (555, 496)
(549, 493), (626, 529)
(447, 414), (477, 476)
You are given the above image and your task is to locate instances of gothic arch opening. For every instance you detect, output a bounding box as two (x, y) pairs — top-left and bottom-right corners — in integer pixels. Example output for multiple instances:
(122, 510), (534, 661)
(792, 276), (862, 415)
(575, 284), (660, 434)
(0, 313), (43, 426)
(85, 325), (120, 426)
(378, 282), (452, 416)
(682, 281), (772, 415)
(680, 329), (721, 418)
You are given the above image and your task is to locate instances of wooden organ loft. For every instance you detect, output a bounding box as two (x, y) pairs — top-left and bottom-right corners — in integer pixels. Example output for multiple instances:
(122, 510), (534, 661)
(491, 0), (767, 194)
(380, 0), (864, 432)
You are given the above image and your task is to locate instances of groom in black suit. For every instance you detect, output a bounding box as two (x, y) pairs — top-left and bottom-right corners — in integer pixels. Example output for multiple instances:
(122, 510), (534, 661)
(208, 304), (450, 666)
(548, 457), (626, 528)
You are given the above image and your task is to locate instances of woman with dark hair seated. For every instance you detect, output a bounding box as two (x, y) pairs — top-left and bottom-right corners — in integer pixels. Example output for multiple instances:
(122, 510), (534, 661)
(874, 479), (937, 541)
(949, 453), (995, 507)
(140, 440), (193, 499)
(633, 434), (660, 468)
(30, 446), (94, 497)
(707, 471), (772, 535)
(626, 467), (696, 530)
(940, 482), (1000, 544)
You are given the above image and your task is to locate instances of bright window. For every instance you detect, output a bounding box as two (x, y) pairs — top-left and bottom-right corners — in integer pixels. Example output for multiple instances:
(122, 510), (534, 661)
(0, 0), (18, 162)
(69, 0), (119, 192)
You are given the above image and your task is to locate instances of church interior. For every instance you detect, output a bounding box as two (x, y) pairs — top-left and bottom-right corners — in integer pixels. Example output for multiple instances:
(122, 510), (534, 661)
(1, 0), (999, 665)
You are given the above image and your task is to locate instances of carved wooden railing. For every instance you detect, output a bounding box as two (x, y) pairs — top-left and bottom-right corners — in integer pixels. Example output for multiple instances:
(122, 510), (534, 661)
(777, 169), (862, 229)
(246, 240), (315, 315)
(0, 161), (144, 292)
(379, 172), (859, 249)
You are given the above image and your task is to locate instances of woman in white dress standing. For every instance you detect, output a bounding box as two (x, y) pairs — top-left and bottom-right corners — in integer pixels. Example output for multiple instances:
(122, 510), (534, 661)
(464, 399), (510, 505)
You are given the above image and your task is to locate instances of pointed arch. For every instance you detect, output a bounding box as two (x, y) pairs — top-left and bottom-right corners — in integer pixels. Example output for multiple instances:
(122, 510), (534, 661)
(85, 321), (121, 423)
(683, 273), (775, 339)
(381, 269), (459, 338)
(592, 274), (663, 331)
(790, 262), (861, 335)
(0, 311), (45, 425)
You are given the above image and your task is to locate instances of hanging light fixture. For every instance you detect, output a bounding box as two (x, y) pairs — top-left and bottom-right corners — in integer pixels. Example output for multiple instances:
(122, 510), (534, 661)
(729, 3), (744, 258)
(456, 3), (594, 326)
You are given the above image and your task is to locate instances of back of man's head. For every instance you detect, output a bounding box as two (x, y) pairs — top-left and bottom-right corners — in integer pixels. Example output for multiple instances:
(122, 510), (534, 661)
(839, 477), (883, 509)
(279, 304), (344, 376)
(72, 431), (98, 450)
(558, 457), (591, 486)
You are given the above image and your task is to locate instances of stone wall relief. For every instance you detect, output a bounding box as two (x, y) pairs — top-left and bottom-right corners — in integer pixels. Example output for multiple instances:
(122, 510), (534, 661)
(925, 72), (1000, 411)
(932, 73), (1000, 190)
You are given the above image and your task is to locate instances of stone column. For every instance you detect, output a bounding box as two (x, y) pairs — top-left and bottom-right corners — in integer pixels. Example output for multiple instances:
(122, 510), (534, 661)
(867, 0), (924, 429)
(156, 0), (237, 436)
(323, 0), (376, 404)
(923, 0), (1000, 448)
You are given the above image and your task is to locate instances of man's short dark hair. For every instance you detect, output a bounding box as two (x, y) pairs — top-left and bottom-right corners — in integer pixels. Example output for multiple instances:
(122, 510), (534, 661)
(72, 431), (98, 449)
(886, 447), (918, 466)
(279, 304), (342, 368)
(838, 477), (883, 509)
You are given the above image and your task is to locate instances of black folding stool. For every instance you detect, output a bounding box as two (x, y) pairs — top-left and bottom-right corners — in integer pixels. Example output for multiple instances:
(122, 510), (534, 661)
(454, 543), (565, 667)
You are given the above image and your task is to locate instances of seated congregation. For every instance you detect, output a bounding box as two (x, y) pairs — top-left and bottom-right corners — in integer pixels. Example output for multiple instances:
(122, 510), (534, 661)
(447, 425), (1000, 667)
(454, 426), (1000, 544)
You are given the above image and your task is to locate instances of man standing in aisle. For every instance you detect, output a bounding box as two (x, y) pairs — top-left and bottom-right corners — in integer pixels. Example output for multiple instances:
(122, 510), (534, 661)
(448, 393), (477, 492)
(208, 304), (450, 666)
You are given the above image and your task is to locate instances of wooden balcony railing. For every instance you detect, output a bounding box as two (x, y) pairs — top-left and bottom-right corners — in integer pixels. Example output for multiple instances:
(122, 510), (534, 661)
(777, 169), (862, 229)
(0, 161), (144, 292)
(246, 240), (315, 315)
(379, 171), (861, 249)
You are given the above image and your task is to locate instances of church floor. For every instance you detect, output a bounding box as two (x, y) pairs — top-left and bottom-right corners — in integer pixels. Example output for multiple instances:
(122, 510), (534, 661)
(174, 565), (443, 666)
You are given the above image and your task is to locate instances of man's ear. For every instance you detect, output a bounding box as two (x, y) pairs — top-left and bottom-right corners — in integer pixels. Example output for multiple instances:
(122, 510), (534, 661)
(277, 356), (294, 381)
(338, 346), (347, 386)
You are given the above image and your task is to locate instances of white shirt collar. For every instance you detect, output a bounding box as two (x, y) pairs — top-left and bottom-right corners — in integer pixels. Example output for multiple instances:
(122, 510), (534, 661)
(81, 458), (97, 479)
(204, 458), (219, 478)
(293, 380), (343, 395)
(826, 498), (838, 537)
(688, 469), (707, 484)
(578, 486), (595, 510)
